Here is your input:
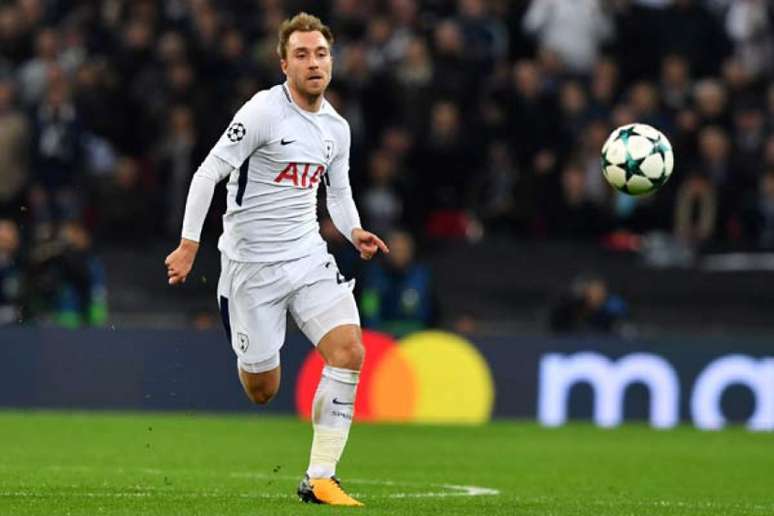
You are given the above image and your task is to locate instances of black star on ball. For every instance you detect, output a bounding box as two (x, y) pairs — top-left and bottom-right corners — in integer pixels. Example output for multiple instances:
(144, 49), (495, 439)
(226, 122), (246, 142)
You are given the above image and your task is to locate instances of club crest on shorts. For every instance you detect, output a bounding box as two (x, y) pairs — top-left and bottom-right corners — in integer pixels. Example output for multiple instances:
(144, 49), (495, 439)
(237, 332), (250, 352)
(324, 139), (335, 162)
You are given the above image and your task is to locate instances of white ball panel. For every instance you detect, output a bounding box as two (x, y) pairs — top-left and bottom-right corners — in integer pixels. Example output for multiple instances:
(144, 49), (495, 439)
(605, 139), (628, 165)
(604, 165), (627, 188)
(626, 135), (654, 160)
(626, 175), (655, 195)
(664, 150), (674, 176)
(632, 123), (660, 140)
(640, 153), (665, 179)
(602, 132), (616, 154)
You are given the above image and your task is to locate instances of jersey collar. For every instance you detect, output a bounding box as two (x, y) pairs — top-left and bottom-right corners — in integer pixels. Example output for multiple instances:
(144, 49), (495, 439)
(282, 82), (328, 116)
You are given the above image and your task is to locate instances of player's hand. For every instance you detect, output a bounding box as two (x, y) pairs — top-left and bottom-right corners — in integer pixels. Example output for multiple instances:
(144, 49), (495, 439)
(164, 239), (199, 285)
(351, 228), (389, 260)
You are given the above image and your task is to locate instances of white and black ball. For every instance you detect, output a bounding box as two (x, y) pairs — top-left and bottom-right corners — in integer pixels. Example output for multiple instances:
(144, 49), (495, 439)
(601, 123), (674, 196)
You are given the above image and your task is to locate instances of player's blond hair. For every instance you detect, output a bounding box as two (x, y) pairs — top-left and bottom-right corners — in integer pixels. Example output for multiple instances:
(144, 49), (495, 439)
(276, 12), (334, 60)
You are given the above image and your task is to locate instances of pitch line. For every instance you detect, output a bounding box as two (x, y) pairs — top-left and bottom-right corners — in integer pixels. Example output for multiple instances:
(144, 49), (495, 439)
(4, 491), (774, 512)
(1, 466), (500, 500)
(229, 471), (500, 498)
(4, 466), (500, 500)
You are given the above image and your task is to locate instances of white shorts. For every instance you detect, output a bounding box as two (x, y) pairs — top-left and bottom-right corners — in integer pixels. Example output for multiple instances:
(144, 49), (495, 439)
(217, 249), (360, 374)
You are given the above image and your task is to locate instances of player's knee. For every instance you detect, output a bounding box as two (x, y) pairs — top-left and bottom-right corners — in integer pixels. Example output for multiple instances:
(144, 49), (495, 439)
(245, 383), (278, 405)
(326, 338), (365, 370)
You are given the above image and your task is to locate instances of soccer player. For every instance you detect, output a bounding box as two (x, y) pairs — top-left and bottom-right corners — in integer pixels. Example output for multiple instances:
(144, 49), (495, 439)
(164, 12), (388, 507)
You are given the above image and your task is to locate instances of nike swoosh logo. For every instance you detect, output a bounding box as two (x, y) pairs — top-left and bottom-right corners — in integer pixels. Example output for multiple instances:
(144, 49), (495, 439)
(280, 138), (295, 145)
(332, 398), (354, 406)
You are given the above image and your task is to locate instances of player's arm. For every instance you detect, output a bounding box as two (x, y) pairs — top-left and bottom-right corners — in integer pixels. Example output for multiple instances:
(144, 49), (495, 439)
(165, 95), (269, 284)
(325, 127), (389, 261)
(165, 153), (233, 284)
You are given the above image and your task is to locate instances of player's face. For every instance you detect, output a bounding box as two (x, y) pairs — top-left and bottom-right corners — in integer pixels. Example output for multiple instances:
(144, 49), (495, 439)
(282, 31), (332, 98)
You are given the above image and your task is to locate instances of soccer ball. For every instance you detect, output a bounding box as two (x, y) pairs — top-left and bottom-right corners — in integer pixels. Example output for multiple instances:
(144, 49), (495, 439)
(601, 123), (674, 196)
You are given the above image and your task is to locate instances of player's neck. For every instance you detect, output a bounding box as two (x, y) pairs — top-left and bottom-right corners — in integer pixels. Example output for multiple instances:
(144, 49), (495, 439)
(287, 82), (323, 113)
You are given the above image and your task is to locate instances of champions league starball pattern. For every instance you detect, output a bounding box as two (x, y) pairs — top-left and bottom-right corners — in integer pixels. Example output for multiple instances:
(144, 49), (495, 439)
(601, 123), (674, 196)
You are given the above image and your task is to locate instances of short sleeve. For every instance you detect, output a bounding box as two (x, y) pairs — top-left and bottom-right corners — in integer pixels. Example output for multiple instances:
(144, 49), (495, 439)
(211, 92), (272, 169)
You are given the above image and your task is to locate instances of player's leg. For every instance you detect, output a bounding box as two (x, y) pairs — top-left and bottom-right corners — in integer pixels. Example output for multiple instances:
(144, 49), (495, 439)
(289, 253), (363, 506)
(238, 359), (281, 405)
(317, 324), (364, 369)
(307, 321), (363, 477)
(218, 255), (289, 406)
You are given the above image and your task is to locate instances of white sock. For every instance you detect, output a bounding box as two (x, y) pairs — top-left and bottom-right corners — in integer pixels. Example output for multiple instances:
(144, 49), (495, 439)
(306, 365), (359, 479)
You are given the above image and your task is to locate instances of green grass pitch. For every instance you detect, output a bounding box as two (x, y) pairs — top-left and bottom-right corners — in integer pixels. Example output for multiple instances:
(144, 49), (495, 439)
(1, 410), (773, 515)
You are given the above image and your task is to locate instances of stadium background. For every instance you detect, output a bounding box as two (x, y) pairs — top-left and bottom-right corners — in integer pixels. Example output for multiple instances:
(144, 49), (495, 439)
(0, 0), (773, 422)
(1, 1), (774, 514)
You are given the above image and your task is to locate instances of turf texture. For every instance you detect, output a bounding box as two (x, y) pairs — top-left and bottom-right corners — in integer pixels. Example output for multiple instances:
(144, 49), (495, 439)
(0, 410), (772, 515)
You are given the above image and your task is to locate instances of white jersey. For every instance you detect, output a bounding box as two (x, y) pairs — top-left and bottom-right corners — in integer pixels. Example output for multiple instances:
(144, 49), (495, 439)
(209, 83), (353, 263)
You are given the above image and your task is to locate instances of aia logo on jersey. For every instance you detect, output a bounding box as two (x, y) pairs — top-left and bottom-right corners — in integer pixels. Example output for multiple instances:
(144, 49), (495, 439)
(274, 163), (325, 189)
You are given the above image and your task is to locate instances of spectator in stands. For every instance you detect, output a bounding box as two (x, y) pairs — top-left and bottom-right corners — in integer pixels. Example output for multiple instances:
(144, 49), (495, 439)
(543, 162), (608, 239)
(0, 79), (29, 219)
(722, 59), (759, 113)
(156, 104), (201, 237)
(724, 0), (773, 79)
(742, 167), (774, 250)
(95, 157), (152, 242)
(363, 16), (394, 73)
(697, 124), (730, 174)
(17, 27), (60, 107)
(360, 230), (435, 337)
(455, 0), (509, 66)
(27, 221), (106, 327)
(72, 60), (127, 150)
(556, 80), (591, 150)
(696, 126), (736, 218)
(660, 54), (693, 114)
(0, 4), (30, 67)
(0, 219), (21, 326)
(674, 171), (717, 247)
(732, 100), (768, 191)
(473, 141), (519, 233)
(611, 0), (666, 83)
(522, 0), (613, 75)
(693, 79), (730, 129)
(361, 148), (404, 237)
(0, 0), (769, 330)
(393, 36), (433, 134)
(549, 273), (629, 334)
(628, 81), (669, 130)
(30, 72), (83, 225)
(578, 118), (613, 207)
(659, 0), (731, 77)
(589, 57), (620, 116)
(431, 19), (475, 102)
(415, 100), (478, 237)
(506, 59), (558, 173)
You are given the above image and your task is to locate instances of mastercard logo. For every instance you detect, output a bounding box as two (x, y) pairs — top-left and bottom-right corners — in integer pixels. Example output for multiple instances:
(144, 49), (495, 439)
(295, 330), (495, 424)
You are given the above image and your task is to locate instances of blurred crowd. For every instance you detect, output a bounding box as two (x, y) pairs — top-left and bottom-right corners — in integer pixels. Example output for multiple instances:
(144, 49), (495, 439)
(0, 0), (772, 328)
